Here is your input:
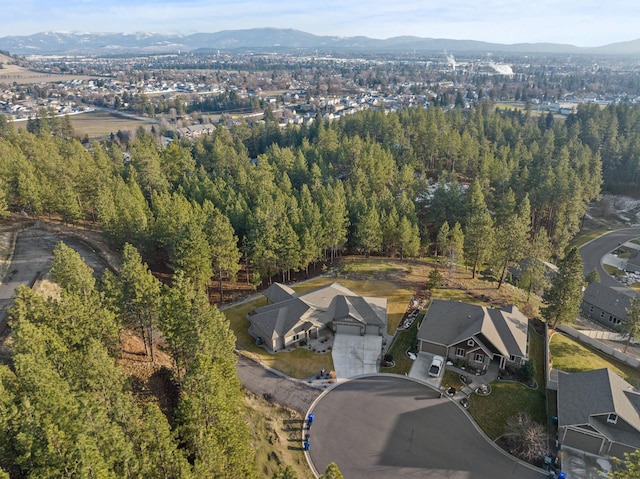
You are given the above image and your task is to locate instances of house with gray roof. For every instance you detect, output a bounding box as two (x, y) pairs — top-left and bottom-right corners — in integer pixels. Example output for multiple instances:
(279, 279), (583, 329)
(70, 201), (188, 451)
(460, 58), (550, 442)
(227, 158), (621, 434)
(580, 282), (634, 329)
(557, 368), (640, 458)
(416, 300), (529, 371)
(248, 282), (387, 352)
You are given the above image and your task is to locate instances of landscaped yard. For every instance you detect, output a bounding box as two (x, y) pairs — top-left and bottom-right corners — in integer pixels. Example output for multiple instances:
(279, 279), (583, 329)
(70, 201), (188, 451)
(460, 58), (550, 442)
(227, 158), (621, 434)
(550, 332), (640, 386)
(222, 273), (414, 379)
(467, 326), (547, 440)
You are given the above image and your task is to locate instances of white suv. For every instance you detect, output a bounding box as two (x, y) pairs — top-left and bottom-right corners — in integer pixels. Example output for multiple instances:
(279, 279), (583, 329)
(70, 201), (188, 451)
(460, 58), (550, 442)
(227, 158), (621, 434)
(428, 355), (444, 377)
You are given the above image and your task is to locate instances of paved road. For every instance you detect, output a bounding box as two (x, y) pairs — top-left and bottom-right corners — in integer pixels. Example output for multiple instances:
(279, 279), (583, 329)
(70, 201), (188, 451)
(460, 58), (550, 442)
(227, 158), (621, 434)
(579, 227), (640, 296)
(307, 376), (545, 479)
(0, 228), (110, 328)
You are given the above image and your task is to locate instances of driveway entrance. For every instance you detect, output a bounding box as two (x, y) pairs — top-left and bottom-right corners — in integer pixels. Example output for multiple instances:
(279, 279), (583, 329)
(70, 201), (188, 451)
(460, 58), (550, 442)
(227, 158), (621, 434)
(331, 334), (382, 378)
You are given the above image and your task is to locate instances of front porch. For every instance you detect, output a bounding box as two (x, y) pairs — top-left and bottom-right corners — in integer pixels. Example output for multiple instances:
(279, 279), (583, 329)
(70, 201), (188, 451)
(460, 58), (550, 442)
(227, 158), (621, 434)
(445, 359), (500, 396)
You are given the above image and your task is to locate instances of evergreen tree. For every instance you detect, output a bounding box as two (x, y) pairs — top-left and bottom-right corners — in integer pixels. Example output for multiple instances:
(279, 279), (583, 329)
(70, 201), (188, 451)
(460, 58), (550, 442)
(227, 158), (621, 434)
(463, 179), (493, 278)
(541, 247), (584, 328)
(519, 228), (552, 302)
(320, 462), (345, 479)
(622, 295), (640, 354)
(491, 193), (531, 289)
(50, 241), (96, 297)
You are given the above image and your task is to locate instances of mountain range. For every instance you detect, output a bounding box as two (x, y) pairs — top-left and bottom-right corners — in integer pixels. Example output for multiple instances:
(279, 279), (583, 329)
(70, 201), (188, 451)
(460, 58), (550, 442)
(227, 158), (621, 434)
(1, 28), (640, 56)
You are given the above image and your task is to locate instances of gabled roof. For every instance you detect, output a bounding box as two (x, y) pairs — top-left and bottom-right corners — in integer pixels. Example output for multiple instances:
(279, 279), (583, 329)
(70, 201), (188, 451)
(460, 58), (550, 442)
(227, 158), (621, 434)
(558, 368), (640, 447)
(582, 283), (634, 318)
(416, 300), (528, 359)
(263, 282), (297, 304)
(249, 282), (387, 343)
(250, 297), (317, 340)
(331, 295), (387, 327)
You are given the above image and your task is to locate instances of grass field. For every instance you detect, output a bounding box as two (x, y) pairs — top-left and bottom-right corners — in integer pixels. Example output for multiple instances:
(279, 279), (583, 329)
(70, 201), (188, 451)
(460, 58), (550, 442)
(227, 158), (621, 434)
(550, 332), (640, 386)
(0, 55), (93, 84)
(70, 111), (157, 140)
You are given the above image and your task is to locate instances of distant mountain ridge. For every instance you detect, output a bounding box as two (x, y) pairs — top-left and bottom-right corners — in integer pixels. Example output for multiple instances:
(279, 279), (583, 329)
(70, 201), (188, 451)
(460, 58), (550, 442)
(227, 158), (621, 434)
(1, 28), (639, 55)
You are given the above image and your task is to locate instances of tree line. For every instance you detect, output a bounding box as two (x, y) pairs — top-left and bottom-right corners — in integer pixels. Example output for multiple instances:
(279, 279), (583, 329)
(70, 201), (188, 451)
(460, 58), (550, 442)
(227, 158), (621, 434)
(0, 242), (256, 478)
(0, 100), (611, 294)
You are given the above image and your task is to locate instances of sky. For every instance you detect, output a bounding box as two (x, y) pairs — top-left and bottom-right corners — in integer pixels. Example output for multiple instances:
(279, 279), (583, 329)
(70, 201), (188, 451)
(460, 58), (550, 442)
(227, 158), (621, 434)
(1, 0), (639, 47)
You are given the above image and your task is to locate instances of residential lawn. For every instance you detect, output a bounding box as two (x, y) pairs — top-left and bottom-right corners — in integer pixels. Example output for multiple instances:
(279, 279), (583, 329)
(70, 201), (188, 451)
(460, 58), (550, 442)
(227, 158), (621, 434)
(549, 332), (640, 386)
(222, 275), (414, 378)
(383, 316), (421, 374)
(469, 382), (547, 440)
(467, 326), (547, 440)
(223, 296), (333, 379)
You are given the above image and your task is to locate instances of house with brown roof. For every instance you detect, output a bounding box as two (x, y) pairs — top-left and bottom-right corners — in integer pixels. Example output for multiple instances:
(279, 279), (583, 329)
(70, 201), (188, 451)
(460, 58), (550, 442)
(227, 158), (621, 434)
(248, 282), (387, 352)
(557, 368), (640, 458)
(416, 300), (529, 371)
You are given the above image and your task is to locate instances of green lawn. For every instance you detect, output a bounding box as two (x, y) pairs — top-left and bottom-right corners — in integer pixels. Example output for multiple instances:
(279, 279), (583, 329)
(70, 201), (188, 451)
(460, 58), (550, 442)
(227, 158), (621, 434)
(469, 382), (547, 440)
(467, 327), (547, 440)
(603, 264), (625, 276)
(223, 275), (414, 379)
(383, 316), (421, 374)
(550, 332), (640, 386)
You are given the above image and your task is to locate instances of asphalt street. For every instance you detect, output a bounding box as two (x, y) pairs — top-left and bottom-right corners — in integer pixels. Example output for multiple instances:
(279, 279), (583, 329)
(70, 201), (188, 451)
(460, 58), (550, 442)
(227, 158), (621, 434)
(307, 376), (545, 479)
(579, 227), (640, 296)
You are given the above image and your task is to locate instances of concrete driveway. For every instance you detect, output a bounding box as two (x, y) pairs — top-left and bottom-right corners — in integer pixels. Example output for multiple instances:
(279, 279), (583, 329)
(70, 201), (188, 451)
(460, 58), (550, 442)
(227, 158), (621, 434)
(306, 375), (545, 479)
(331, 334), (382, 378)
(409, 351), (445, 389)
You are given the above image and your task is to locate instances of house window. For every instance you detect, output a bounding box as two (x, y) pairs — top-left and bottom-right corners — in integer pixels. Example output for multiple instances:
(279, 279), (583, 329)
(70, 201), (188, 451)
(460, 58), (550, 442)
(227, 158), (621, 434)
(600, 311), (605, 318)
(467, 339), (475, 347)
(456, 348), (465, 357)
(509, 355), (516, 362)
(589, 306), (594, 313)
(607, 413), (618, 424)
(474, 353), (484, 362)
(293, 334), (300, 341)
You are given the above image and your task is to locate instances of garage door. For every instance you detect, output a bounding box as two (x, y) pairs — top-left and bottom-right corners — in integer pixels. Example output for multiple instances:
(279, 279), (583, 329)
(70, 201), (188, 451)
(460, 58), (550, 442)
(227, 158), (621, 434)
(563, 429), (604, 455)
(336, 323), (362, 335)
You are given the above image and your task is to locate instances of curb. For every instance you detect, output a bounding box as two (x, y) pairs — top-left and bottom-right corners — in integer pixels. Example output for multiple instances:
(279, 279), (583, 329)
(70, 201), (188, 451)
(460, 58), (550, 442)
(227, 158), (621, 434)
(303, 373), (548, 478)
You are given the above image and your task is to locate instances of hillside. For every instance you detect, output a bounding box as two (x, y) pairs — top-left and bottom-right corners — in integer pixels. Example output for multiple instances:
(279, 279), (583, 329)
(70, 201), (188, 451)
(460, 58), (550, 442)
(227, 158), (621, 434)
(1, 28), (640, 55)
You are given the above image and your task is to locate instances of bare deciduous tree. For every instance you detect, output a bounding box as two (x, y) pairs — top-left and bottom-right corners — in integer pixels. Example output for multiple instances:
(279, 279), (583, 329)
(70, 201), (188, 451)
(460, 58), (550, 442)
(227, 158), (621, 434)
(505, 412), (548, 462)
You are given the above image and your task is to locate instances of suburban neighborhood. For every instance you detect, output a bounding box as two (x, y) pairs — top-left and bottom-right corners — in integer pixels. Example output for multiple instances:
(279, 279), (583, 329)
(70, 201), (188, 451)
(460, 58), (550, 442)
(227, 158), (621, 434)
(3, 24), (640, 479)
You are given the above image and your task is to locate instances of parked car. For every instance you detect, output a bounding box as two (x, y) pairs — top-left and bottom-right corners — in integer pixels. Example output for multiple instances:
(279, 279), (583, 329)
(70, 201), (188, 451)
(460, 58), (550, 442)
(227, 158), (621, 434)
(428, 355), (444, 377)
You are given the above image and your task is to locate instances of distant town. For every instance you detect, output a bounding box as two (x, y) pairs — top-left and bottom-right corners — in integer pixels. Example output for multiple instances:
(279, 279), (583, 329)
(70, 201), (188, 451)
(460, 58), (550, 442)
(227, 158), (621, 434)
(2, 48), (640, 141)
